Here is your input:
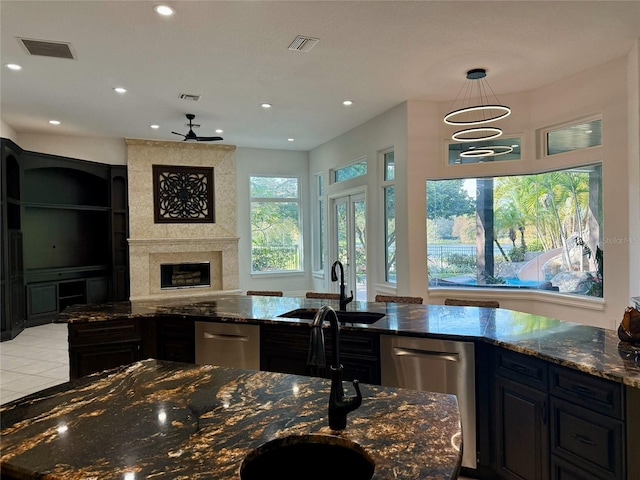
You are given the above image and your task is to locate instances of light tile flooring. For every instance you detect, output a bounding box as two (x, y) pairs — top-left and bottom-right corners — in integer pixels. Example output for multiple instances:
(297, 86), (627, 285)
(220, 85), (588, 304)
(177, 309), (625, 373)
(0, 323), (70, 404)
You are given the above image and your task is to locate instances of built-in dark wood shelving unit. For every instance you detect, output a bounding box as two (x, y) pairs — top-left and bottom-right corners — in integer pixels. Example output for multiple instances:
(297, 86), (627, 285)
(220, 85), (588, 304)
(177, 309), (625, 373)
(1, 138), (129, 339)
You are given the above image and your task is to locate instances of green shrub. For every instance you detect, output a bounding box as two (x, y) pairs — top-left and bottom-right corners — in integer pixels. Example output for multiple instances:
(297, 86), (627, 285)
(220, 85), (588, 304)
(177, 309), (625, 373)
(527, 240), (544, 252)
(510, 246), (526, 262)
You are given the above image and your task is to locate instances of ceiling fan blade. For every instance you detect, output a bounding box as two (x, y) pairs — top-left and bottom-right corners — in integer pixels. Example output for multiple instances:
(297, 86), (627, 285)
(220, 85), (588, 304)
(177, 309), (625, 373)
(171, 131), (186, 138)
(196, 136), (224, 142)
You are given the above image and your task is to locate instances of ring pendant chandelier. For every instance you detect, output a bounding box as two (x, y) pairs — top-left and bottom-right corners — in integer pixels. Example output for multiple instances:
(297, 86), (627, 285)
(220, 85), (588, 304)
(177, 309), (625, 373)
(445, 68), (512, 158)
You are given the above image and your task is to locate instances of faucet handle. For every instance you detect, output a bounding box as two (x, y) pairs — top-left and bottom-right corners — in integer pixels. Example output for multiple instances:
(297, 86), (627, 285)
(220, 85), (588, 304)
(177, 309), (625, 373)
(347, 379), (362, 410)
(346, 290), (354, 303)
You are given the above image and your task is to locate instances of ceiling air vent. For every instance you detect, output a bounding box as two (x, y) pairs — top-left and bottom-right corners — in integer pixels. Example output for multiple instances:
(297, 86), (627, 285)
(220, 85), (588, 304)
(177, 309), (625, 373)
(288, 35), (319, 52)
(19, 37), (75, 59)
(179, 93), (201, 101)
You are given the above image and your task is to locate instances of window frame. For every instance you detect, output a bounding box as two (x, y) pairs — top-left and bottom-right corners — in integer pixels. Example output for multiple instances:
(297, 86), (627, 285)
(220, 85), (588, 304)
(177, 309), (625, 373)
(312, 172), (325, 276)
(249, 174), (303, 275)
(540, 115), (602, 158)
(331, 157), (368, 184)
(381, 148), (396, 284)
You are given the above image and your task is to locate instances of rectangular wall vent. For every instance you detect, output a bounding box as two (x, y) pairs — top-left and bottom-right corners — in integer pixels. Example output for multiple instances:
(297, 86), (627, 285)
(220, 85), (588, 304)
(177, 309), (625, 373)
(19, 38), (75, 59)
(288, 35), (319, 52)
(179, 93), (201, 101)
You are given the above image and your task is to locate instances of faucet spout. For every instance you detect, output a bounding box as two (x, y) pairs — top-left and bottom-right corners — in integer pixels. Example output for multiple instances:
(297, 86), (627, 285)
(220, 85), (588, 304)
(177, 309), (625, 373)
(307, 305), (362, 430)
(331, 260), (353, 311)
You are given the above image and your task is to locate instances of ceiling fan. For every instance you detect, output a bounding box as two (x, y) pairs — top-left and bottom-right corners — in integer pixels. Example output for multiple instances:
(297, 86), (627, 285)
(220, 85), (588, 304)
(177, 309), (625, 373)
(171, 114), (223, 142)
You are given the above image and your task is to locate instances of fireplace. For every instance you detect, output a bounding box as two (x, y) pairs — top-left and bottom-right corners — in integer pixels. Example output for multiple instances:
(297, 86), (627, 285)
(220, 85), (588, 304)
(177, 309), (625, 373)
(126, 139), (240, 300)
(161, 262), (211, 289)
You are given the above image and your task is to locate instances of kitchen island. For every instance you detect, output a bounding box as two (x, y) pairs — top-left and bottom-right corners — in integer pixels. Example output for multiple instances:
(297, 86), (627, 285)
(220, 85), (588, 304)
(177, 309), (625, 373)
(3, 294), (640, 479)
(56, 294), (640, 388)
(0, 359), (462, 479)
(51, 294), (640, 479)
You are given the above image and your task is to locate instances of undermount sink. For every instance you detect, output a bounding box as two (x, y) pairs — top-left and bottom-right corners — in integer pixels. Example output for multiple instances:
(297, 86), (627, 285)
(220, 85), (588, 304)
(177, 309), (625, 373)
(279, 308), (385, 324)
(239, 434), (375, 480)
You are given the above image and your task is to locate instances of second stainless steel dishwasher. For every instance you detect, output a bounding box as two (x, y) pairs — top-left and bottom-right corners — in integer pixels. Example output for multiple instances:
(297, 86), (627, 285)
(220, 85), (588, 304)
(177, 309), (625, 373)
(195, 322), (260, 370)
(380, 335), (476, 469)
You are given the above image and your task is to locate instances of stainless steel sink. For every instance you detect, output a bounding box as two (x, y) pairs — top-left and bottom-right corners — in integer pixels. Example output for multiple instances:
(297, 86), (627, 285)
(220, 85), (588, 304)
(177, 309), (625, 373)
(279, 308), (385, 324)
(239, 434), (375, 480)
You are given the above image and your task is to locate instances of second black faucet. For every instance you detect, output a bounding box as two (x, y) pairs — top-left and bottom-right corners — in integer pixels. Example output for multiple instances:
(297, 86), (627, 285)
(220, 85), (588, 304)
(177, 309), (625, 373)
(331, 260), (353, 311)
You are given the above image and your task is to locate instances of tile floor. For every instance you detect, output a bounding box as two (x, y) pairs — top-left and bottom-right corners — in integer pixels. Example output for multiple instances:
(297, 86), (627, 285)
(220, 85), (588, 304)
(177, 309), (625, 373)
(0, 323), (70, 404)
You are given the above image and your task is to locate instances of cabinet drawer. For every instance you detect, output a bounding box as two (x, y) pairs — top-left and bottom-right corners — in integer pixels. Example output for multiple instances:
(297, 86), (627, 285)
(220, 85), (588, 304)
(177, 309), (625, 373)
(550, 365), (623, 418)
(69, 319), (141, 345)
(550, 397), (624, 479)
(551, 454), (606, 480)
(495, 348), (548, 390)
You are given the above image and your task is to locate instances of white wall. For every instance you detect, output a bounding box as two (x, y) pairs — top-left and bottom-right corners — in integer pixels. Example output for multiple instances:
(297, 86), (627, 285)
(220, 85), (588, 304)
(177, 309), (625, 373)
(235, 147), (310, 295)
(12, 133), (126, 165)
(628, 41), (640, 305)
(0, 120), (17, 142)
(309, 102), (407, 298)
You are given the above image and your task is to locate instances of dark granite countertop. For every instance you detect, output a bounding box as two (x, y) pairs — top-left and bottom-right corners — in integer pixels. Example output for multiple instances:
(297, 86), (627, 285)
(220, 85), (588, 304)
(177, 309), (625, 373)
(57, 294), (640, 388)
(0, 359), (462, 480)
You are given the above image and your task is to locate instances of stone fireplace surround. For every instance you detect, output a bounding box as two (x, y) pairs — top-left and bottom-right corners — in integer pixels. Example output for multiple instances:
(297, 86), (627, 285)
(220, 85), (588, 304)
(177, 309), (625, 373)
(126, 139), (240, 301)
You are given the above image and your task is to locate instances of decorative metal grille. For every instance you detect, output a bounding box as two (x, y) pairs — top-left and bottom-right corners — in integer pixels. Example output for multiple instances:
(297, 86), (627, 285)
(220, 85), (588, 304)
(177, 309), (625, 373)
(152, 165), (214, 223)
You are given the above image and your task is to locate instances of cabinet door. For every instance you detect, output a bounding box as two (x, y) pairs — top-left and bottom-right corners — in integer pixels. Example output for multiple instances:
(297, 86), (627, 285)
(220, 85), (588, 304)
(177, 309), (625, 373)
(68, 319), (142, 379)
(86, 277), (110, 304)
(260, 324), (314, 376)
(8, 231), (25, 334)
(70, 342), (140, 379)
(27, 282), (58, 319)
(495, 376), (549, 480)
(156, 317), (195, 363)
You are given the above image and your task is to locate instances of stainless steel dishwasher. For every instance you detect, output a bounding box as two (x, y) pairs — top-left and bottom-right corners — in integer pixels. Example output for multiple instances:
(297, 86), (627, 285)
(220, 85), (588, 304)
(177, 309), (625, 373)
(195, 322), (260, 370)
(380, 335), (476, 469)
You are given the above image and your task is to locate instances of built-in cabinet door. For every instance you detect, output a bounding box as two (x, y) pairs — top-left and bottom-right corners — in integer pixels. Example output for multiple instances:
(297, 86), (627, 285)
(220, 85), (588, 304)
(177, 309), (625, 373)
(8, 231), (25, 334)
(495, 376), (549, 480)
(27, 282), (58, 320)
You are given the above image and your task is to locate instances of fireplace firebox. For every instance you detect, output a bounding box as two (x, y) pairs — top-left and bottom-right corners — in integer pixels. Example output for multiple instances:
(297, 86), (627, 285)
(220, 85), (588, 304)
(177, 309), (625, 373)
(160, 262), (211, 289)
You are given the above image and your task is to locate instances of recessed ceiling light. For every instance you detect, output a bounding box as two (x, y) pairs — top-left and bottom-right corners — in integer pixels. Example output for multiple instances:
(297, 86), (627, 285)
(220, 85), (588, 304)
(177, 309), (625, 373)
(114, 87), (127, 94)
(215, 129), (223, 134)
(261, 103), (272, 109)
(5, 63), (22, 71)
(343, 100), (353, 106)
(49, 120), (61, 125)
(153, 4), (174, 16)
(150, 124), (160, 129)
(288, 138), (295, 142)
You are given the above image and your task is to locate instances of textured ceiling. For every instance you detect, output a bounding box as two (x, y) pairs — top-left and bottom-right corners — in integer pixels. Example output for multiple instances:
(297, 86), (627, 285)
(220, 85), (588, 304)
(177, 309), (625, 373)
(1, 1), (639, 151)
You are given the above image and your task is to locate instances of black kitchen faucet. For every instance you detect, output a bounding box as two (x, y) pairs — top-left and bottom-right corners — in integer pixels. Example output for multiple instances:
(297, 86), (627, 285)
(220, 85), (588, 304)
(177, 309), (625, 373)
(307, 305), (362, 430)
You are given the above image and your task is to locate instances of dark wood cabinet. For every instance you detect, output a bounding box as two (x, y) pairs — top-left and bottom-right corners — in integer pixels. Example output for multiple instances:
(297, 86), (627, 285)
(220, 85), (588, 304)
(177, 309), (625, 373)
(1, 138), (129, 337)
(495, 375), (549, 480)
(1, 141), (26, 340)
(489, 347), (628, 480)
(260, 323), (380, 385)
(109, 167), (129, 301)
(26, 282), (58, 320)
(68, 319), (142, 379)
(493, 348), (550, 480)
(260, 324), (312, 377)
(154, 317), (195, 364)
(549, 366), (625, 480)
